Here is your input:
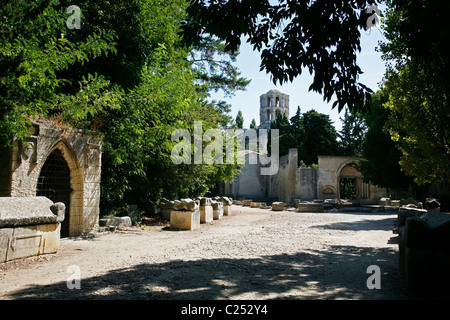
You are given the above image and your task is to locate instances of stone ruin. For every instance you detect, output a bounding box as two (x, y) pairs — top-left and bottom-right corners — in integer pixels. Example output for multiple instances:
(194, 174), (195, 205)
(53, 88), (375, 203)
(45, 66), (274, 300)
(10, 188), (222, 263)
(0, 120), (102, 238)
(0, 197), (65, 262)
(158, 196), (233, 230)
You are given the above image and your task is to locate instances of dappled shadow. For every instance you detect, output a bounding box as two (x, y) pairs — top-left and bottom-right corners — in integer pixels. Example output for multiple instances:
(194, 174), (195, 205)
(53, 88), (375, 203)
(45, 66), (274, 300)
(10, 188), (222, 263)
(311, 217), (397, 232)
(7, 245), (408, 300)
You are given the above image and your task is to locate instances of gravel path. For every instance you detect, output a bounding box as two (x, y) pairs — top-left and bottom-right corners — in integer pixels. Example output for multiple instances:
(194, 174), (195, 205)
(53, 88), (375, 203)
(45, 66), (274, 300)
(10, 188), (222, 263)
(0, 205), (408, 300)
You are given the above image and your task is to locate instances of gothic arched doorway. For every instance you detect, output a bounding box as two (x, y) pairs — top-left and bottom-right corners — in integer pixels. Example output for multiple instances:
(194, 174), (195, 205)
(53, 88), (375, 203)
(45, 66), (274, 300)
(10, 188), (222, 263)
(36, 149), (72, 237)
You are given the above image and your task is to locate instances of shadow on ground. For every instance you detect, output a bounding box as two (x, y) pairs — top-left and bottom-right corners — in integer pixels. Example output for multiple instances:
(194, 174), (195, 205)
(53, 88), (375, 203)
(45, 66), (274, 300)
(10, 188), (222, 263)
(311, 217), (397, 232)
(7, 245), (408, 300)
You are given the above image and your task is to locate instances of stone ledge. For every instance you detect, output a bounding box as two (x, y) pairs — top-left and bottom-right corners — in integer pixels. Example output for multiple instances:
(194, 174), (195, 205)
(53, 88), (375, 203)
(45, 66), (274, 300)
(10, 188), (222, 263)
(0, 197), (65, 228)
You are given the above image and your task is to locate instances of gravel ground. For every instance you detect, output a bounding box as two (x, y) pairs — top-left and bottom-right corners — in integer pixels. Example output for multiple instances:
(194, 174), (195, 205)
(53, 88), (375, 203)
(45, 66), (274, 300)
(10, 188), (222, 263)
(0, 205), (408, 300)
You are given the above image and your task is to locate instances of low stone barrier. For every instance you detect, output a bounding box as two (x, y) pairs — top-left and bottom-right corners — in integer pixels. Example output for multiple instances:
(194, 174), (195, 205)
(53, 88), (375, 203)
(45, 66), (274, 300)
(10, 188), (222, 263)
(0, 197), (65, 262)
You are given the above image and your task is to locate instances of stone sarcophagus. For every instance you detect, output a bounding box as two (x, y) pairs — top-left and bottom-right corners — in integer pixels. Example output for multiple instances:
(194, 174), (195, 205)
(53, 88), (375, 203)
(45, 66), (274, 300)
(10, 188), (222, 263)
(0, 197), (65, 262)
(170, 199), (200, 230)
(197, 197), (213, 223)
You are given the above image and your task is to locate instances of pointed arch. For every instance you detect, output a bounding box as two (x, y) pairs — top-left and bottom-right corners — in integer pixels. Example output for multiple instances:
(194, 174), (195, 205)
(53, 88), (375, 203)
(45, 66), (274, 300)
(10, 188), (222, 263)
(36, 139), (84, 237)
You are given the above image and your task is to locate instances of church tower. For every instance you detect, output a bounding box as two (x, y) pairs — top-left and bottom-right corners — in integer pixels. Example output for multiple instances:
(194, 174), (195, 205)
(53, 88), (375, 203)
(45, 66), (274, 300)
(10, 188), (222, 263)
(259, 89), (290, 129)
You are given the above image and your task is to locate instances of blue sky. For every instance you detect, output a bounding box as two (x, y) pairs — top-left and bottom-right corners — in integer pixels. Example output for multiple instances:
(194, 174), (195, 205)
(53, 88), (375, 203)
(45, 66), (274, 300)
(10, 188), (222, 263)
(209, 16), (387, 132)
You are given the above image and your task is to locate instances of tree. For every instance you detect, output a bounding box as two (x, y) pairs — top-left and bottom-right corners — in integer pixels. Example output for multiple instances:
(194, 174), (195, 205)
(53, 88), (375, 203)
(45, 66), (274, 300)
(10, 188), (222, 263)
(249, 118), (257, 129)
(188, 35), (251, 97)
(235, 110), (244, 129)
(181, 0), (379, 113)
(289, 106), (307, 163)
(270, 112), (296, 158)
(379, 0), (450, 197)
(359, 91), (414, 191)
(338, 107), (367, 156)
(269, 107), (340, 166)
(0, 0), (120, 146)
(301, 110), (341, 165)
(1, 0), (245, 214)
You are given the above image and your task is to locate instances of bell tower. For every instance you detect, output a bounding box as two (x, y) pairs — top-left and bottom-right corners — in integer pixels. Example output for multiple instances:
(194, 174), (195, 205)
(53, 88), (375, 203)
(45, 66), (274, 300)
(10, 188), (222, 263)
(259, 89), (289, 129)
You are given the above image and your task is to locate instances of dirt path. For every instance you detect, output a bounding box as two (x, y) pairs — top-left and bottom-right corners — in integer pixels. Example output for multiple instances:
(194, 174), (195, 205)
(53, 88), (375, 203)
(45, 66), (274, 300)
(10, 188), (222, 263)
(0, 205), (408, 300)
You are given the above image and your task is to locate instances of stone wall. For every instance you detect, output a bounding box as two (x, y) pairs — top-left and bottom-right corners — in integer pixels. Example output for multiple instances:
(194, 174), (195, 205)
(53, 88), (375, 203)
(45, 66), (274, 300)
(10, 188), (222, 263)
(0, 121), (102, 237)
(227, 151), (385, 203)
(317, 156), (385, 201)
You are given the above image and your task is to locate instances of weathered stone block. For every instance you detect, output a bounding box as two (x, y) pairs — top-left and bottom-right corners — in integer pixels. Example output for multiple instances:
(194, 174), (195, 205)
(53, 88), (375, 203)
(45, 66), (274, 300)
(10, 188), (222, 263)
(379, 197), (390, 206)
(173, 199), (199, 212)
(242, 200), (252, 206)
(211, 201), (223, 220)
(199, 205), (213, 223)
(390, 200), (401, 207)
(159, 200), (174, 220)
(197, 197), (211, 206)
(297, 202), (324, 213)
(223, 205), (231, 216)
(399, 206), (427, 217)
(170, 210), (200, 230)
(271, 202), (286, 211)
(425, 198), (441, 211)
(0, 223), (61, 263)
(250, 202), (261, 208)
(99, 216), (132, 229)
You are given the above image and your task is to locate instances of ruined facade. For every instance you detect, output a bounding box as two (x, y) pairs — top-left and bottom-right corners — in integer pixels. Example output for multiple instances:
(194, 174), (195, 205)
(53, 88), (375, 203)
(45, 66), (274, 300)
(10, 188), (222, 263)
(225, 150), (386, 204)
(222, 90), (386, 203)
(0, 120), (102, 237)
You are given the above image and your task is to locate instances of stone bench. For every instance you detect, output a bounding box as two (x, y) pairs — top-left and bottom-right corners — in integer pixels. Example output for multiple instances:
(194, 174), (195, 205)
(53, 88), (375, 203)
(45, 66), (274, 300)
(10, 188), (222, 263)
(0, 197), (65, 262)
